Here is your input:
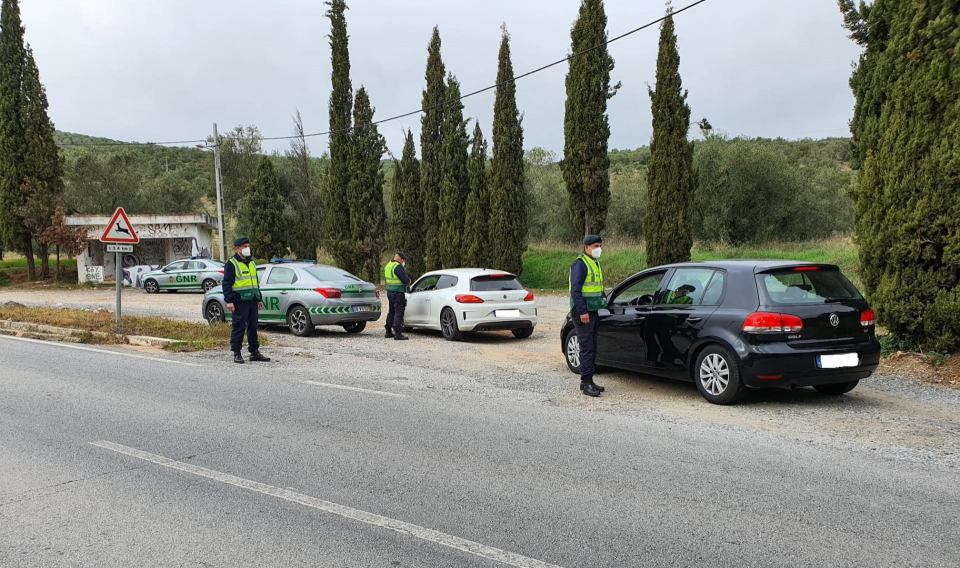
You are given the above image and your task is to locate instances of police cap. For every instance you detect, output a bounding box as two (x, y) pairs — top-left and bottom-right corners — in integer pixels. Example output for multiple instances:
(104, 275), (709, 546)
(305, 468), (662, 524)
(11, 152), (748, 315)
(583, 234), (603, 246)
(233, 237), (250, 247)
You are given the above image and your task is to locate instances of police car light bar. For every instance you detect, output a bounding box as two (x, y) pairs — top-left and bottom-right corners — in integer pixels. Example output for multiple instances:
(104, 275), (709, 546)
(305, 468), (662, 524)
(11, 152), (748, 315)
(270, 258), (317, 264)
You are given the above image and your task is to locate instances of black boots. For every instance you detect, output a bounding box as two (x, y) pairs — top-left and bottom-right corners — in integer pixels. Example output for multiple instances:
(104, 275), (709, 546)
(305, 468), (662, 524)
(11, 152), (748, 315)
(580, 381), (602, 397)
(385, 327), (394, 338)
(394, 332), (409, 341)
(233, 351), (245, 364)
(249, 351), (271, 362)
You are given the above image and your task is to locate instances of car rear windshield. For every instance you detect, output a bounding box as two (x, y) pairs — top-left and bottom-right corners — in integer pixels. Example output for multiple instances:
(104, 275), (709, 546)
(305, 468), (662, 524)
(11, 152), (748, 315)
(471, 275), (524, 291)
(304, 266), (362, 282)
(758, 269), (862, 305)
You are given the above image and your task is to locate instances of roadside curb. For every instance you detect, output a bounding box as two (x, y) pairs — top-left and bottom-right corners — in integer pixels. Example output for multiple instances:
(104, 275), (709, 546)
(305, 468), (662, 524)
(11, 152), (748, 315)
(0, 319), (178, 348)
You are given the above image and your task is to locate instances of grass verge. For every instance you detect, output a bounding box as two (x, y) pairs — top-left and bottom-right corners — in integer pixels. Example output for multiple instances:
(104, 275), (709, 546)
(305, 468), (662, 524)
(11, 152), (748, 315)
(0, 306), (232, 352)
(520, 236), (860, 291)
(0, 258), (79, 288)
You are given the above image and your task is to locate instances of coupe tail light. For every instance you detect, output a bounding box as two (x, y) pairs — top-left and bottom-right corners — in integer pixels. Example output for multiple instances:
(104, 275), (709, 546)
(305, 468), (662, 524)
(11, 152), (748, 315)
(861, 308), (875, 327)
(742, 312), (804, 334)
(455, 294), (484, 303)
(523, 292), (535, 301)
(218, 270), (225, 274)
(315, 288), (342, 299)
(794, 266), (820, 272)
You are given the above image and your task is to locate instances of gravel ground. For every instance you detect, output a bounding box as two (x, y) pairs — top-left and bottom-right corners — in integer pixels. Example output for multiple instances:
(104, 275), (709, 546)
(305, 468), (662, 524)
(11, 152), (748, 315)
(3, 287), (958, 469)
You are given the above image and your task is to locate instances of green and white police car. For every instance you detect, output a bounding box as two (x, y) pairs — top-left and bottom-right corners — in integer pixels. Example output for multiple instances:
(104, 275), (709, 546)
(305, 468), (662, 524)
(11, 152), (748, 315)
(201, 260), (382, 336)
(142, 259), (225, 294)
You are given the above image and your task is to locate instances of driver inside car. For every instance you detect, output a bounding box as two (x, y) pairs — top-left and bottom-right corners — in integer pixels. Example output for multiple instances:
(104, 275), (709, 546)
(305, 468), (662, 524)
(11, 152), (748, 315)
(666, 283), (696, 305)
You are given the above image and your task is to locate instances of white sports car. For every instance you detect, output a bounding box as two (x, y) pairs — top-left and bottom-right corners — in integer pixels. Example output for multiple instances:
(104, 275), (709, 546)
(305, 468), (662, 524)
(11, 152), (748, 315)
(403, 268), (537, 341)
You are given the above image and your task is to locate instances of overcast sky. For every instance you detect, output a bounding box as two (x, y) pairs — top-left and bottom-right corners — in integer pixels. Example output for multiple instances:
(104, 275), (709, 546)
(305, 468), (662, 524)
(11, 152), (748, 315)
(22, 0), (862, 156)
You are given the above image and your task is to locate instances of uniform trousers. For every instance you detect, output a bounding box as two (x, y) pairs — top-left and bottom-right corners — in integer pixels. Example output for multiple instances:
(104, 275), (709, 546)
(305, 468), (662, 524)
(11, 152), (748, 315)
(230, 300), (260, 353)
(574, 311), (599, 382)
(385, 291), (406, 333)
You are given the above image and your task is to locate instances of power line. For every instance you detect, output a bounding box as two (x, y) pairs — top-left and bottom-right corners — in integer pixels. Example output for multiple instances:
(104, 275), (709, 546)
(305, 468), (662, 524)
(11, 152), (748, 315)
(59, 0), (710, 149)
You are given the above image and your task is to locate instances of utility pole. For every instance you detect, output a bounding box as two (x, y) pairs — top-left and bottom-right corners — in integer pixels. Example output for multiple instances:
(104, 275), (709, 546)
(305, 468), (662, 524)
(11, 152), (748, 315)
(212, 123), (227, 261)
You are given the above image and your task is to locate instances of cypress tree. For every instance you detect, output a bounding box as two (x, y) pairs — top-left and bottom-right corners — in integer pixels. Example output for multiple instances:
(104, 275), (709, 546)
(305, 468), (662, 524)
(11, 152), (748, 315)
(438, 75), (469, 268)
(391, 129), (424, 276)
(840, 0), (960, 350)
(347, 87), (386, 283)
(20, 45), (63, 279)
(323, 0), (353, 271)
(246, 157), (287, 262)
(489, 26), (526, 275)
(561, 0), (619, 238)
(420, 27), (445, 271)
(463, 123), (490, 268)
(0, 0), (34, 279)
(644, 10), (695, 268)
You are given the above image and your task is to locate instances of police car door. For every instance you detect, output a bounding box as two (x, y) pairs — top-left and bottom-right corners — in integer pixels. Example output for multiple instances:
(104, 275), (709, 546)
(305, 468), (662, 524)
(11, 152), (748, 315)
(160, 261), (188, 290)
(264, 266), (298, 318)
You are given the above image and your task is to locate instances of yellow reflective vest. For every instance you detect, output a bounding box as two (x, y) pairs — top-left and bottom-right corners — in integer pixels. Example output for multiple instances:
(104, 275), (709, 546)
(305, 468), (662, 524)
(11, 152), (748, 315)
(228, 257), (260, 302)
(569, 253), (605, 311)
(384, 261), (405, 292)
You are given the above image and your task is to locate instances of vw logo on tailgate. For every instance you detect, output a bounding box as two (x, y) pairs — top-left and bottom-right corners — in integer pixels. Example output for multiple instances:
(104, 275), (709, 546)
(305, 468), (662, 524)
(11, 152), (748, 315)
(830, 313), (840, 327)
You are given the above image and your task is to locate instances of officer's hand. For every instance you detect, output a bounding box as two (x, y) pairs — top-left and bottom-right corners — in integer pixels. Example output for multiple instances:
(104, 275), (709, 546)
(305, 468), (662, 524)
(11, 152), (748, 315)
(580, 313), (590, 324)
(226, 303), (235, 312)
(258, 301), (264, 311)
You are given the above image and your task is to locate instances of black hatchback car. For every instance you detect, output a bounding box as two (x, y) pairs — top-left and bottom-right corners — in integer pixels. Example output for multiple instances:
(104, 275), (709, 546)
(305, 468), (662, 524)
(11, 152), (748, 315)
(561, 261), (881, 404)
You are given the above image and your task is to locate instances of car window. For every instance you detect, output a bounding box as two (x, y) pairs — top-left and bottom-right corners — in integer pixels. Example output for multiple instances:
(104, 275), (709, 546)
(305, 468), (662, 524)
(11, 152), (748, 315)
(412, 275), (440, 292)
(303, 265), (362, 282)
(256, 266), (267, 281)
(163, 262), (186, 272)
(612, 272), (665, 306)
(663, 268), (716, 305)
(759, 269), (862, 304)
(266, 267), (297, 285)
(471, 275), (523, 291)
(700, 271), (725, 305)
(186, 261), (204, 270)
(436, 275), (459, 290)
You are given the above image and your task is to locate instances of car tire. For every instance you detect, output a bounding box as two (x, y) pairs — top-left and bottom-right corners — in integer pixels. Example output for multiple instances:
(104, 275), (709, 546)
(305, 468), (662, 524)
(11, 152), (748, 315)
(287, 305), (315, 337)
(694, 345), (746, 405)
(564, 327), (581, 374)
(813, 380), (859, 395)
(202, 279), (217, 292)
(204, 302), (225, 325)
(144, 279), (159, 294)
(512, 327), (534, 339)
(342, 321), (366, 334)
(440, 308), (463, 341)
(165, 289), (177, 293)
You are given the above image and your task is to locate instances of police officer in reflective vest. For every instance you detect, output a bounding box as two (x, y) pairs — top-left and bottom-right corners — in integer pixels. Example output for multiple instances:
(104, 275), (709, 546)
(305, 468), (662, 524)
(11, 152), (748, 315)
(384, 252), (412, 341)
(570, 234), (606, 397)
(222, 237), (271, 364)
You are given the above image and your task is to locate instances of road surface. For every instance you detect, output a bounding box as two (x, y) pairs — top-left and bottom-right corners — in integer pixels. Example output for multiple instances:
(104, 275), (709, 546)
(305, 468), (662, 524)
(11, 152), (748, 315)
(0, 335), (957, 567)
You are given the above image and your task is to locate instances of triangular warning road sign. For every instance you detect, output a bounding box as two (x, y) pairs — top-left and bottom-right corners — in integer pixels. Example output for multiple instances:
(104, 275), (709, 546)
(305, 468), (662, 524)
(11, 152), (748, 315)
(99, 207), (139, 243)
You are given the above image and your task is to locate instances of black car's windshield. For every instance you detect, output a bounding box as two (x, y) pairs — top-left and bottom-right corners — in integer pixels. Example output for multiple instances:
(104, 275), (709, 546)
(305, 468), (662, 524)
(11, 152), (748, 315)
(471, 275), (523, 291)
(758, 269), (862, 305)
(304, 266), (362, 282)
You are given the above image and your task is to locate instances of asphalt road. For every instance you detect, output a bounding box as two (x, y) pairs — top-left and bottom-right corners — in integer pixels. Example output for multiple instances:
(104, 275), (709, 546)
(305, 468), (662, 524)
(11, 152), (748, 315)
(1, 335), (957, 568)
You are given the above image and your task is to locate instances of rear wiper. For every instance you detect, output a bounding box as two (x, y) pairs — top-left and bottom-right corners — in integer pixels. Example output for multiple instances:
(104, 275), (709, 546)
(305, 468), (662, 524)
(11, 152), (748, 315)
(824, 298), (848, 304)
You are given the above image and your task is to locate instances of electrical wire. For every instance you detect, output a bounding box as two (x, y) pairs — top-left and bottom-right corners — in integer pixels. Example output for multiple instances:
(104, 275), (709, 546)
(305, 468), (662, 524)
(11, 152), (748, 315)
(58, 0), (709, 148)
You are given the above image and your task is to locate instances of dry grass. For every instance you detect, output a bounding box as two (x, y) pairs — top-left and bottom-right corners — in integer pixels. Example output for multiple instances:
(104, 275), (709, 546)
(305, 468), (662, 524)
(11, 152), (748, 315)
(0, 306), (233, 352)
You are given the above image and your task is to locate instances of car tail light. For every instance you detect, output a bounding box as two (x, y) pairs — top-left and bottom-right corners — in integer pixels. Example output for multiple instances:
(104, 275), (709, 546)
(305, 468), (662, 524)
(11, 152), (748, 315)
(219, 270), (225, 274)
(375, 288), (381, 299)
(490, 274), (507, 278)
(861, 308), (875, 327)
(523, 292), (535, 301)
(794, 266), (820, 272)
(455, 294), (484, 303)
(315, 288), (342, 299)
(742, 312), (804, 334)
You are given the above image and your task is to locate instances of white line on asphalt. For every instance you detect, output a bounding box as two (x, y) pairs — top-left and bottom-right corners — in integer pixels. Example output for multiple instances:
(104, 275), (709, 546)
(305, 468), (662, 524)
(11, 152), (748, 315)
(90, 440), (563, 568)
(0, 335), (200, 366)
(301, 380), (408, 398)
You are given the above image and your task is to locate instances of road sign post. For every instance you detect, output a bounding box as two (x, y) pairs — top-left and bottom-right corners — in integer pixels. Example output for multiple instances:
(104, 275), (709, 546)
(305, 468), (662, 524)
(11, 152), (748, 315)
(99, 207), (140, 323)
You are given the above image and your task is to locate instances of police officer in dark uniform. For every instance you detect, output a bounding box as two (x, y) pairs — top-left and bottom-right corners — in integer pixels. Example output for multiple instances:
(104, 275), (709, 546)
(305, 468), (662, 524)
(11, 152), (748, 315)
(570, 235), (606, 397)
(222, 237), (271, 364)
(384, 252), (412, 341)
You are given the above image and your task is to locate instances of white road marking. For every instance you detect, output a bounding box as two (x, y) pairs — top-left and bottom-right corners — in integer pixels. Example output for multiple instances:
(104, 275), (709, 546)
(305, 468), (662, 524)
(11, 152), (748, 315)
(91, 440), (563, 568)
(0, 335), (199, 366)
(302, 380), (408, 398)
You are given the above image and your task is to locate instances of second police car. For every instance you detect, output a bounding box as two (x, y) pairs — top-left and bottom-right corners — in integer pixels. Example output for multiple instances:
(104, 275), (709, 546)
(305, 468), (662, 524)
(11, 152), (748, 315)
(142, 259), (225, 293)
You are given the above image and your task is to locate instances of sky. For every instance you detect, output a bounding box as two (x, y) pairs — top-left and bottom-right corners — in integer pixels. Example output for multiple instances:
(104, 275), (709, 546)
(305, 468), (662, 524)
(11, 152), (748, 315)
(21, 0), (863, 156)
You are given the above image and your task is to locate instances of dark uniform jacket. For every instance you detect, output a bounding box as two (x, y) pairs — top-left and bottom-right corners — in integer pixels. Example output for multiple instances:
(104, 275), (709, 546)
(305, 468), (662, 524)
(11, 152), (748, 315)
(222, 253), (262, 303)
(570, 256), (590, 316)
(393, 264), (412, 289)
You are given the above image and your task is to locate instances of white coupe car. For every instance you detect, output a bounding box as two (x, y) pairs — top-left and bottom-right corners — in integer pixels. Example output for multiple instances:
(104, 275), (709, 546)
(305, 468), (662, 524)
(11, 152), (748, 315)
(404, 268), (537, 341)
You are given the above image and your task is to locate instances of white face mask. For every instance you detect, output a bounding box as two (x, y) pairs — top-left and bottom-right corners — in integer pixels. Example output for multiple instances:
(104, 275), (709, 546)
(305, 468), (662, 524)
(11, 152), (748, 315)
(241, 247), (251, 257)
(591, 247), (602, 259)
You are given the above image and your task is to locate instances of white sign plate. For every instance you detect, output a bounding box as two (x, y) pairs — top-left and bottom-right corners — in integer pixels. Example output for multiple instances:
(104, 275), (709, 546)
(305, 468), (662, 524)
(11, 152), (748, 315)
(85, 266), (105, 283)
(106, 244), (133, 253)
(99, 207), (140, 243)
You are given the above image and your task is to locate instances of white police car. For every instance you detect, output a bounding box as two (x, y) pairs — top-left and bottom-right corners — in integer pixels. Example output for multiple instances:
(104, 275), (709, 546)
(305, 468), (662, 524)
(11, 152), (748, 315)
(142, 259), (225, 294)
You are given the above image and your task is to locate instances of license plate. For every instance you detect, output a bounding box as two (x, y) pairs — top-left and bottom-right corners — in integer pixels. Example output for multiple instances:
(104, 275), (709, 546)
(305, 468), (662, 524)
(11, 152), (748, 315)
(495, 309), (521, 318)
(352, 305), (371, 313)
(817, 353), (859, 369)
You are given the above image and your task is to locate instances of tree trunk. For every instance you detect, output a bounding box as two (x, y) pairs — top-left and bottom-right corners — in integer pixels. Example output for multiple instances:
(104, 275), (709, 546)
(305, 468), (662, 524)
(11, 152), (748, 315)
(23, 235), (35, 281)
(584, 211), (591, 237)
(55, 245), (61, 279)
(38, 243), (49, 279)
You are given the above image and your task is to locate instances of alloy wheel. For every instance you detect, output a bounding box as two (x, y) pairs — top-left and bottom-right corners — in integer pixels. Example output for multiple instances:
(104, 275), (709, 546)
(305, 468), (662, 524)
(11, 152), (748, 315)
(144, 279), (159, 294)
(566, 334), (581, 369)
(441, 311), (456, 337)
(289, 308), (309, 335)
(699, 353), (730, 396)
(205, 303), (224, 324)
(202, 279), (217, 292)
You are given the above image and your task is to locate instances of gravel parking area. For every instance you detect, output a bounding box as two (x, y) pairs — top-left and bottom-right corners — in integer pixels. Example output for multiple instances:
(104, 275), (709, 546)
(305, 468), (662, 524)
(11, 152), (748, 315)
(3, 287), (958, 469)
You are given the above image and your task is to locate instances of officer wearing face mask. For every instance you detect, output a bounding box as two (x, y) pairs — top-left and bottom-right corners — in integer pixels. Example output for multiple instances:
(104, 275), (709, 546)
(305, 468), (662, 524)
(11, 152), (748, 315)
(570, 234), (605, 397)
(383, 252), (412, 340)
(222, 237), (271, 364)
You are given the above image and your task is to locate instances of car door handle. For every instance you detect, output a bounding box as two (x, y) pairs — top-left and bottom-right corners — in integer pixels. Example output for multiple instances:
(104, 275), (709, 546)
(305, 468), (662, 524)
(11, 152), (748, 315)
(687, 317), (702, 323)
(634, 315), (646, 320)
(280, 291), (288, 295)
